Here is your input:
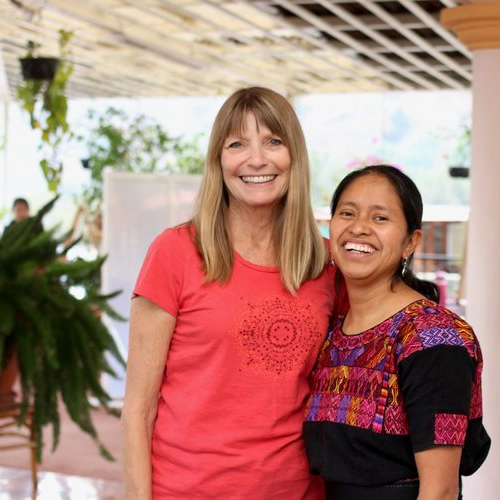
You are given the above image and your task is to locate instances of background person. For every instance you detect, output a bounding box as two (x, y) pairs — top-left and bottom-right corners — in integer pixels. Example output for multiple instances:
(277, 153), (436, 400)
(2, 197), (44, 238)
(304, 165), (490, 500)
(11, 197), (30, 223)
(121, 86), (337, 499)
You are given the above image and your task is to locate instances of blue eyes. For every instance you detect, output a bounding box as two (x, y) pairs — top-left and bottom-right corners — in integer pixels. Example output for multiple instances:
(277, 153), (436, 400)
(226, 138), (283, 149)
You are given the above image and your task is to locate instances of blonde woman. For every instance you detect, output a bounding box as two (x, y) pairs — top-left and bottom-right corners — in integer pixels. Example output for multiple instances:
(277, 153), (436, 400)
(122, 87), (338, 499)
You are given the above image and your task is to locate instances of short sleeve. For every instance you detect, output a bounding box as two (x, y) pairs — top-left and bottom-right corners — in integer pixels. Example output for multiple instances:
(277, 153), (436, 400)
(398, 341), (476, 452)
(133, 228), (190, 317)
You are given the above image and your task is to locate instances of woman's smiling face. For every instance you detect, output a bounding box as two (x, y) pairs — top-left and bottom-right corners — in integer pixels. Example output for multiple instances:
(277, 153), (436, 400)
(330, 173), (419, 286)
(220, 111), (291, 212)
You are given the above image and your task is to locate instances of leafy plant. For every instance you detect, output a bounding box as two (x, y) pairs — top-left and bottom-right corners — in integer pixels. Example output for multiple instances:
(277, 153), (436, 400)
(16, 30), (74, 193)
(0, 206), (7, 224)
(450, 123), (471, 167)
(78, 106), (205, 217)
(0, 197), (126, 461)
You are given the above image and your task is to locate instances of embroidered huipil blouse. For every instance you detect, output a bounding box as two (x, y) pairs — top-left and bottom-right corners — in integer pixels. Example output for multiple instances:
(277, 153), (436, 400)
(304, 299), (490, 486)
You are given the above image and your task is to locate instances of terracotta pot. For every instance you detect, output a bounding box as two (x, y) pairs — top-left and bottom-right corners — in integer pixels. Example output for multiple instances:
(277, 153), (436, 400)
(0, 346), (19, 409)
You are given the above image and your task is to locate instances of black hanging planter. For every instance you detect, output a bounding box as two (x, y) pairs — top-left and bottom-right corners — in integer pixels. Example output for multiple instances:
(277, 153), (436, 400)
(20, 57), (60, 80)
(449, 166), (469, 178)
(81, 158), (91, 169)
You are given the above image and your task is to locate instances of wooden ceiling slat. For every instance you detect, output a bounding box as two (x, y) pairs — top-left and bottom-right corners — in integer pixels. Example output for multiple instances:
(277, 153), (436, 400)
(0, 0), (471, 98)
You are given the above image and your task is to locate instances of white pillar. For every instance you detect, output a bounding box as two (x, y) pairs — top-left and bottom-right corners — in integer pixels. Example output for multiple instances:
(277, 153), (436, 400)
(441, 4), (500, 499)
(0, 48), (10, 210)
(465, 46), (500, 500)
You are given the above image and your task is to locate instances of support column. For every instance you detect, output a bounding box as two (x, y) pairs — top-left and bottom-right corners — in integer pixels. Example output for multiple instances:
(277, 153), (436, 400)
(0, 49), (10, 211)
(441, 3), (500, 499)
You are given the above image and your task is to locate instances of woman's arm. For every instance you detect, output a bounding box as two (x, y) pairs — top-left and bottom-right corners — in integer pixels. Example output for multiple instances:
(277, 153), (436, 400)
(415, 446), (462, 500)
(121, 296), (176, 500)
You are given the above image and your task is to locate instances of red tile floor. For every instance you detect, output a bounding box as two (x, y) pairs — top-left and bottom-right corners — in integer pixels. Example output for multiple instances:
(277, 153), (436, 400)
(0, 466), (123, 499)
(0, 403), (123, 499)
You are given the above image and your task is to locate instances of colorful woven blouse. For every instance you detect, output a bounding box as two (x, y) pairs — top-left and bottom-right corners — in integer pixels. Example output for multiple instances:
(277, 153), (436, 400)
(304, 299), (490, 486)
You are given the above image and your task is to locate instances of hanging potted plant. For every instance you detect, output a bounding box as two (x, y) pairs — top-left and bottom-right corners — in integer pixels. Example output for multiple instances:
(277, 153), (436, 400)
(19, 40), (60, 80)
(16, 30), (74, 193)
(448, 123), (470, 178)
(0, 197), (126, 461)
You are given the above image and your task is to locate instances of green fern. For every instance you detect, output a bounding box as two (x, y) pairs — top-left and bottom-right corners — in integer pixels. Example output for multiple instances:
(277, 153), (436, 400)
(0, 197), (125, 461)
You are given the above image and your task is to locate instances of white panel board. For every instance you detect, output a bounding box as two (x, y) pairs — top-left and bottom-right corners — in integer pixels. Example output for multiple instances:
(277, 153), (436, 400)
(101, 170), (202, 399)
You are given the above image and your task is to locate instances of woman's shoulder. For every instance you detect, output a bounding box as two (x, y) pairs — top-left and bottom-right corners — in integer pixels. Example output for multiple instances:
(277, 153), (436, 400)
(152, 223), (195, 248)
(144, 224), (200, 267)
(397, 299), (481, 362)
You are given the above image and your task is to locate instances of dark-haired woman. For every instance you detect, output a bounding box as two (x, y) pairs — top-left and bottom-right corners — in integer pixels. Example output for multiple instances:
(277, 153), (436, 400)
(304, 165), (490, 499)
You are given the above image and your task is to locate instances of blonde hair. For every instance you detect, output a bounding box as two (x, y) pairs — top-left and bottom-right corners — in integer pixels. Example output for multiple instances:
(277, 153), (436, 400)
(190, 86), (327, 293)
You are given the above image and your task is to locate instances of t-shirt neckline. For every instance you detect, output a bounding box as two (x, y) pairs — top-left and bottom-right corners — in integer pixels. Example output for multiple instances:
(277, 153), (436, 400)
(233, 250), (279, 273)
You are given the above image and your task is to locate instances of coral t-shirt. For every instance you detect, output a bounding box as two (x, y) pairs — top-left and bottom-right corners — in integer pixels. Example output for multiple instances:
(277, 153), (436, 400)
(133, 226), (335, 499)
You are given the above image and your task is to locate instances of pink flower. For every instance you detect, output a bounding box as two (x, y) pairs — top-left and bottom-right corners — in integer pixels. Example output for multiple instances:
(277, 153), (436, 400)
(346, 159), (361, 169)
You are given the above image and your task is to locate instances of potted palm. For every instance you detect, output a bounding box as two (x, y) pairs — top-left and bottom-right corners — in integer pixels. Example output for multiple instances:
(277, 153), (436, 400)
(0, 197), (125, 461)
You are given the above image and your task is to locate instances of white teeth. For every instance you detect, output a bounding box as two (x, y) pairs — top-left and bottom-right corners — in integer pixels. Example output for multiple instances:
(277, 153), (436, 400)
(241, 175), (277, 184)
(344, 242), (374, 254)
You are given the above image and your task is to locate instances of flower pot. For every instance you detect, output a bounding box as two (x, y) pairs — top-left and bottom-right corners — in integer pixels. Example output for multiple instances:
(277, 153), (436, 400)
(449, 166), (469, 178)
(0, 346), (18, 409)
(20, 57), (60, 80)
(81, 158), (91, 169)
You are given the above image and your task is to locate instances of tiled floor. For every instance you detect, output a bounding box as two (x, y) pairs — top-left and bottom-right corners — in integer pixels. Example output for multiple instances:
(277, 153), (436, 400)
(0, 467), (123, 500)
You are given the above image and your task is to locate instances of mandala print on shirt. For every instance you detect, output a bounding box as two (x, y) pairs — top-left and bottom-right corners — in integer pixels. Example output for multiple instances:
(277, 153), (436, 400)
(235, 295), (322, 376)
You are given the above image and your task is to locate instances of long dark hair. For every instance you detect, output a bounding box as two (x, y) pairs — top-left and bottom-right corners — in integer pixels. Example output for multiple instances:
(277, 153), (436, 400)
(330, 164), (439, 302)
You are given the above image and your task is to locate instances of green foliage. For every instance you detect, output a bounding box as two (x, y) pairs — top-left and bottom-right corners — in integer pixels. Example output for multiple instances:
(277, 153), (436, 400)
(0, 197), (125, 461)
(16, 30), (74, 193)
(0, 206), (7, 224)
(450, 123), (471, 167)
(79, 106), (205, 215)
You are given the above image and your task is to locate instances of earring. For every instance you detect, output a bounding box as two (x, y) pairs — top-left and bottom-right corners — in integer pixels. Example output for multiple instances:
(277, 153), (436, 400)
(401, 258), (408, 277)
(329, 258), (335, 267)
